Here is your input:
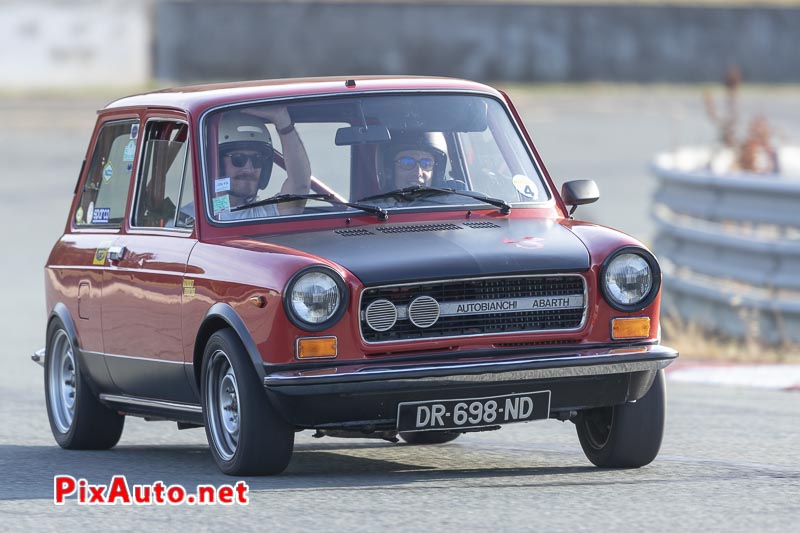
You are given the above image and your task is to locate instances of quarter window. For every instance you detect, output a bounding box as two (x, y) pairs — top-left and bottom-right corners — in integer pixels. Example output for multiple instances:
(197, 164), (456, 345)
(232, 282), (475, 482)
(75, 120), (139, 227)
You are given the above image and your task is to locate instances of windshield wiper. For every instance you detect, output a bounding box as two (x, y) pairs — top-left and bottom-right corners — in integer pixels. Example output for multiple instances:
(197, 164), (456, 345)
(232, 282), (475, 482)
(231, 193), (388, 220)
(358, 185), (511, 215)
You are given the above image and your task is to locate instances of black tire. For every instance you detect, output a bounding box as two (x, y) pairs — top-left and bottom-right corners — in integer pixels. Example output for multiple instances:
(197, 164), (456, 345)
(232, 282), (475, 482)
(575, 370), (666, 468)
(399, 431), (461, 445)
(44, 319), (124, 449)
(201, 328), (294, 476)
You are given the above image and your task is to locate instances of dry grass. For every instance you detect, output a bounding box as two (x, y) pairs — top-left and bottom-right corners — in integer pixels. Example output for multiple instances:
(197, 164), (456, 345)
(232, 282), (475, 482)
(661, 313), (800, 364)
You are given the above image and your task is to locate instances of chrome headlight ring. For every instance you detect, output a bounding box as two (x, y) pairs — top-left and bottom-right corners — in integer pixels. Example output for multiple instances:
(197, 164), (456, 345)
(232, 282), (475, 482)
(599, 247), (661, 312)
(283, 266), (348, 331)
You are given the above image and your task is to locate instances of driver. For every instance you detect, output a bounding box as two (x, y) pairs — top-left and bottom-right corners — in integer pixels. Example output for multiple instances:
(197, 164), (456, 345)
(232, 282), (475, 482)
(214, 107), (311, 220)
(379, 131), (449, 190)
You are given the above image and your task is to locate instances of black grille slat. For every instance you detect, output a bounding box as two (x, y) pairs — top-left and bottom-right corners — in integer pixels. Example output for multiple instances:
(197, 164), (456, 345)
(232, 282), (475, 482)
(361, 276), (586, 343)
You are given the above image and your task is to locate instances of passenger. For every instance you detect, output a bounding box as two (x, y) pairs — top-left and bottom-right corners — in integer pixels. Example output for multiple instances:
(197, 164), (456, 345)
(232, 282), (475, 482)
(380, 131), (449, 190)
(214, 107), (311, 219)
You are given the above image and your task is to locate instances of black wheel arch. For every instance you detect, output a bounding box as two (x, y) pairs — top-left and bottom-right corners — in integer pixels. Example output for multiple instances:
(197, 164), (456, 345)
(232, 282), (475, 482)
(193, 303), (266, 389)
(49, 303), (80, 356)
(47, 303), (103, 397)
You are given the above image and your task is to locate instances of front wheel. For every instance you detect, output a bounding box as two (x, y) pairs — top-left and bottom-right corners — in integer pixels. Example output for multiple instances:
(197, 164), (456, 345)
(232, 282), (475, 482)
(201, 329), (294, 475)
(44, 319), (124, 449)
(575, 370), (666, 468)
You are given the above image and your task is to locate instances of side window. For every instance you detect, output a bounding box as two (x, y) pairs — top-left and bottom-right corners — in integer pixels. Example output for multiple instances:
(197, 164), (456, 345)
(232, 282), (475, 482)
(75, 120), (139, 227)
(134, 121), (193, 228)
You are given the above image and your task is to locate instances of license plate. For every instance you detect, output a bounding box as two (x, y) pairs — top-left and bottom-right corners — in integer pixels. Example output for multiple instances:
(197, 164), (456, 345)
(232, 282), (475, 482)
(396, 391), (551, 432)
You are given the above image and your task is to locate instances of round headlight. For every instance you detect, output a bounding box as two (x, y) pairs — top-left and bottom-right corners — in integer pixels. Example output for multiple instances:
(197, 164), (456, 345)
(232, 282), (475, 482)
(601, 249), (659, 311)
(284, 268), (347, 330)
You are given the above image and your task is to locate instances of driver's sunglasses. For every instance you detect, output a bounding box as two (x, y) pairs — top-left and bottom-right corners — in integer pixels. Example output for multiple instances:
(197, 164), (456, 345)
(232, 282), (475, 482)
(225, 152), (265, 168)
(395, 156), (435, 171)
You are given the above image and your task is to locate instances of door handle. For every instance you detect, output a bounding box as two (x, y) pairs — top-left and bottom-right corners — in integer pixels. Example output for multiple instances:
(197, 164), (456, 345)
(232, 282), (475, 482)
(108, 245), (126, 261)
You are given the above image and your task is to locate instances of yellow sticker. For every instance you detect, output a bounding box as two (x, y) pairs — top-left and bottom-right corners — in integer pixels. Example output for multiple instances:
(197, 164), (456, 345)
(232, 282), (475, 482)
(92, 241), (112, 265)
(183, 279), (195, 297)
(76, 207), (84, 224)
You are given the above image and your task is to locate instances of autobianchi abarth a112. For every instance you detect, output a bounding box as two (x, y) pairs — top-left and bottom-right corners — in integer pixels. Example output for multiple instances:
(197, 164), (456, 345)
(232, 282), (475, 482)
(36, 76), (677, 475)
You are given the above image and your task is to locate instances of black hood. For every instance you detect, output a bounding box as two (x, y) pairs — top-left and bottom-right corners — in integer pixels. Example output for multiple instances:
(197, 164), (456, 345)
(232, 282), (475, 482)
(259, 218), (590, 286)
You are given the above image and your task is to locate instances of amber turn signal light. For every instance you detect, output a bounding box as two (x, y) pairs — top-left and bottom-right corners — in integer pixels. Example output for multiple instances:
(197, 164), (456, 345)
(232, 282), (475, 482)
(249, 295), (266, 308)
(296, 336), (338, 359)
(611, 317), (651, 340)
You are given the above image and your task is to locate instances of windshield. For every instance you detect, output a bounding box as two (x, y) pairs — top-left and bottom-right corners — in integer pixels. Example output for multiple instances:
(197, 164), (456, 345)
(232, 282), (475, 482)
(202, 93), (549, 222)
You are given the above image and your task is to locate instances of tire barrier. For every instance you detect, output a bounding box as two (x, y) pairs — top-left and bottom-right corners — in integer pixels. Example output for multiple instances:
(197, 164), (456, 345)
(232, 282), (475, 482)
(651, 146), (800, 345)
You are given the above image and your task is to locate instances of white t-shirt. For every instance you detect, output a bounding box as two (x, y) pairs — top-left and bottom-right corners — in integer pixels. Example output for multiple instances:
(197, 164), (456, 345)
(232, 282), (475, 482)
(181, 200), (280, 221)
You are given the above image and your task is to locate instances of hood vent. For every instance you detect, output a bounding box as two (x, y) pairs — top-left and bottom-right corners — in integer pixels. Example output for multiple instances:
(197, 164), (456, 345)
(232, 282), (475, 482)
(463, 221), (500, 229)
(335, 228), (375, 236)
(336, 222), (500, 237)
(376, 223), (463, 234)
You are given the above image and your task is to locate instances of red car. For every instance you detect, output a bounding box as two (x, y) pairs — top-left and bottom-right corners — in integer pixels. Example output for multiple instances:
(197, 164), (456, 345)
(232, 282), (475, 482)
(37, 76), (677, 475)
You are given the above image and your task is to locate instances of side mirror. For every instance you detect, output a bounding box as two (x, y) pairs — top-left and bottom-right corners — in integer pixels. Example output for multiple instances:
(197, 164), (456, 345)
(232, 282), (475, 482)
(561, 179), (599, 215)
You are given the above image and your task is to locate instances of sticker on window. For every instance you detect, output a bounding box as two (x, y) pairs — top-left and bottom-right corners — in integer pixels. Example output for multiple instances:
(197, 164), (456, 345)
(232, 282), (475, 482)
(76, 207), (84, 224)
(130, 124), (139, 140)
(92, 208), (111, 224)
(512, 175), (538, 200)
(123, 140), (136, 162)
(213, 194), (231, 214)
(215, 177), (231, 193)
(103, 163), (114, 183)
(87, 202), (94, 224)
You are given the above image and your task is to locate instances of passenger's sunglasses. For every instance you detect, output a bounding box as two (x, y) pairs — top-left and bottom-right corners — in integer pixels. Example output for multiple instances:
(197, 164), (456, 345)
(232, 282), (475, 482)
(224, 152), (265, 168)
(395, 156), (435, 171)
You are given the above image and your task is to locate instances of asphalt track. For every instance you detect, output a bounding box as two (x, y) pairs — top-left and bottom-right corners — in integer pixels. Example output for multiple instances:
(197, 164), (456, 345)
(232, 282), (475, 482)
(1, 86), (798, 529)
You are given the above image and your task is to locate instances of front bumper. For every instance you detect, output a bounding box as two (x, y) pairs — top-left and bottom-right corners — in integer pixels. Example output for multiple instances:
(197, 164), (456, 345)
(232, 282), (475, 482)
(264, 344), (677, 430)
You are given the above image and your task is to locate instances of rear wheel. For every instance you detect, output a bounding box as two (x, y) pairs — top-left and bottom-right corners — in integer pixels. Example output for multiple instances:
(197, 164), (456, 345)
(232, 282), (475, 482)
(399, 431), (461, 445)
(576, 370), (666, 468)
(44, 319), (124, 449)
(202, 329), (294, 475)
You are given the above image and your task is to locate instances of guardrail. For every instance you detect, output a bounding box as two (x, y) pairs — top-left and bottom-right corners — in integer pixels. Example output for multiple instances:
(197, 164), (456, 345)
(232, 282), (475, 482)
(651, 146), (800, 345)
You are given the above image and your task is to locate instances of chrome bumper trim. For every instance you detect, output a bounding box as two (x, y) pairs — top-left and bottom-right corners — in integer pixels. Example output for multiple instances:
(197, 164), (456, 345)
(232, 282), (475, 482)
(264, 345), (677, 387)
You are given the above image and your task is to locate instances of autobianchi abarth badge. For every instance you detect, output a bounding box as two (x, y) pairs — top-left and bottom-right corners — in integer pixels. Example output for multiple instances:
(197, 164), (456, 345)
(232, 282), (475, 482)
(392, 295), (585, 321)
(441, 295), (584, 317)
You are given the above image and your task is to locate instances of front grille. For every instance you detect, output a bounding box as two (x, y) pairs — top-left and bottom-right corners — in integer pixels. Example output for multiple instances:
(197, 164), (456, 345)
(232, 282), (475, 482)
(360, 275), (586, 343)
